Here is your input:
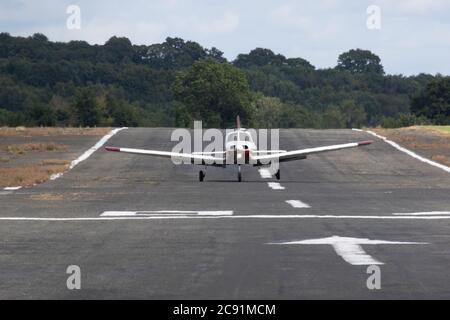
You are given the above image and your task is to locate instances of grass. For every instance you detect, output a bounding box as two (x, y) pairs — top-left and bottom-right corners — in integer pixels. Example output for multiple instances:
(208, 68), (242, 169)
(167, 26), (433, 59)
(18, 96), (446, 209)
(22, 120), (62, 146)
(419, 125), (450, 134)
(3, 142), (67, 155)
(0, 127), (111, 137)
(0, 162), (69, 187)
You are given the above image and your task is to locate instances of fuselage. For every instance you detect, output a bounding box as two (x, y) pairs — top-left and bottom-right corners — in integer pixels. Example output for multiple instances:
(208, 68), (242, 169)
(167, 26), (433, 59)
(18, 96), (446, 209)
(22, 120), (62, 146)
(224, 129), (257, 164)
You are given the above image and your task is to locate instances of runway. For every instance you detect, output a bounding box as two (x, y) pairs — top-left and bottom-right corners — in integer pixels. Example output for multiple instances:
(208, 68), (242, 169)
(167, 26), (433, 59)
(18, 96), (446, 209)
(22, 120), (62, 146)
(0, 128), (449, 299)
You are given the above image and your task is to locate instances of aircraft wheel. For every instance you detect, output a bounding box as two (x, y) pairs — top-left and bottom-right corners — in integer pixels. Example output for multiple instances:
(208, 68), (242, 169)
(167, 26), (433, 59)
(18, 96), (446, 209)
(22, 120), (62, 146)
(238, 171), (242, 182)
(199, 170), (205, 182)
(275, 169), (280, 180)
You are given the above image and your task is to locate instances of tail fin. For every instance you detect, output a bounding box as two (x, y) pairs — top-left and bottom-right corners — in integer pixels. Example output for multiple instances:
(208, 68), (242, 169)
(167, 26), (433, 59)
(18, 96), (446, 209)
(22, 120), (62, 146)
(236, 115), (241, 129)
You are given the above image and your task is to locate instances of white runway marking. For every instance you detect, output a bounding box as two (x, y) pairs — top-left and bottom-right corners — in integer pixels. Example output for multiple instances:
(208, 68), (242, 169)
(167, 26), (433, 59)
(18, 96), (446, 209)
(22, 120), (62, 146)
(393, 211), (450, 216)
(50, 127), (128, 180)
(268, 236), (428, 265)
(258, 168), (272, 178)
(3, 186), (22, 191)
(101, 210), (234, 217)
(267, 182), (285, 190)
(353, 129), (450, 174)
(2, 214), (450, 221)
(286, 200), (311, 208)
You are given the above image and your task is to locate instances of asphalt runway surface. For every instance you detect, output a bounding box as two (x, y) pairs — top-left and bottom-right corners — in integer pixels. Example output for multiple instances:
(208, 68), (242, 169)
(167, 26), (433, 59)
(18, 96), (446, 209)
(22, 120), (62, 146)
(1, 128), (449, 299)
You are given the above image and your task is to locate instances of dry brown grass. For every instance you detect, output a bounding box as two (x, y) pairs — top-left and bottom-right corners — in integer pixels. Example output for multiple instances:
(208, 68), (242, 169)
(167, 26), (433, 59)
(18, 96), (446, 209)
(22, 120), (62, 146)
(3, 142), (68, 155)
(0, 127), (111, 137)
(431, 155), (450, 167)
(0, 163), (69, 188)
(30, 192), (94, 201)
(40, 159), (70, 166)
(30, 193), (65, 201)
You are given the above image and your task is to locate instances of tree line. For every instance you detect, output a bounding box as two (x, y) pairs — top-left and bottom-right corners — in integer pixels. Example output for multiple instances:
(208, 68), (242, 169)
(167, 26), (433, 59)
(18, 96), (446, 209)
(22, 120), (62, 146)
(0, 33), (448, 128)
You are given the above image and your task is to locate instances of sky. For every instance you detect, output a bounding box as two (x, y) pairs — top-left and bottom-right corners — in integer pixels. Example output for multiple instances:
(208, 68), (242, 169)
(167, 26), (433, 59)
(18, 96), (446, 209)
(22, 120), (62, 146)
(1, 0), (449, 75)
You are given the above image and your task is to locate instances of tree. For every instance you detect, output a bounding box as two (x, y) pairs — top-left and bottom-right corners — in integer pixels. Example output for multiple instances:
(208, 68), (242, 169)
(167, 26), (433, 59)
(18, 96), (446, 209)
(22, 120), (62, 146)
(173, 59), (254, 127)
(322, 106), (345, 128)
(73, 89), (102, 126)
(253, 95), (283, 128)
(411, 77), (450, 124)
(100, 36), (135, 63)
(336, 49), (384, 75)
(234, 48), (286, 68)
(339, 99), (367, 128)
(27, 105), (56, 126)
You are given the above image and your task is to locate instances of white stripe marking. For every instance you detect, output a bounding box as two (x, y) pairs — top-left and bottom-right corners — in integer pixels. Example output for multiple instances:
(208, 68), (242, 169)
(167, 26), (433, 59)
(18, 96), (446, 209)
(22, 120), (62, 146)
(258, 168), (272, 178)
(286, 200), (311, 208)
(100, 210), (234, 217)
(3, 186), (22, 191)
(393, 211), (450, 216)
(50, 127), (128, 180)
(269, 236), (427, 265)
(267, 182), (285, 190)
(354, 129), (450, 173)
(3, 214), (450, 221)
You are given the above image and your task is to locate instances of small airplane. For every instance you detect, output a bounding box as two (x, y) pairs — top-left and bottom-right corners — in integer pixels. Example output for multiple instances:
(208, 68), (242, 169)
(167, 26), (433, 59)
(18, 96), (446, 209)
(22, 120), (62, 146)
(105, 116), (372, 182)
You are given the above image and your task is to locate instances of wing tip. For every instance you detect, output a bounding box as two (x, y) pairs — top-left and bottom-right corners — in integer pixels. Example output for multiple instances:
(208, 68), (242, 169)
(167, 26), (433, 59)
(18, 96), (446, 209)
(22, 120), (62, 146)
(358, 140), (373, 146)
(105, 146), (120, 152)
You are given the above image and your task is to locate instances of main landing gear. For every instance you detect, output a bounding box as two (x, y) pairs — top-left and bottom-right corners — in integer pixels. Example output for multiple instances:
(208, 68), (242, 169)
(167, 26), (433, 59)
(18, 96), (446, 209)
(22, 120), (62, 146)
(199, 170), (205, 182)
(275, 169), (280, 180)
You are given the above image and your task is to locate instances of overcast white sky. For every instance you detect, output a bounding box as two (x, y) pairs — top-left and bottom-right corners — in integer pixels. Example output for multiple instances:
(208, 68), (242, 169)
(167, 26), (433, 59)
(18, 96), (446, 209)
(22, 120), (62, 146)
(1, 0), (449, 75)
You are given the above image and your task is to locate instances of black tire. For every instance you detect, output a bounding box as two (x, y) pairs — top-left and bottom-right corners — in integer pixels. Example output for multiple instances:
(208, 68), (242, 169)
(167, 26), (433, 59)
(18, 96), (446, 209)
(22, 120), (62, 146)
(199, 170), (205, 182)
(238, 171), (242, 182)
(275, 169), (280, 180)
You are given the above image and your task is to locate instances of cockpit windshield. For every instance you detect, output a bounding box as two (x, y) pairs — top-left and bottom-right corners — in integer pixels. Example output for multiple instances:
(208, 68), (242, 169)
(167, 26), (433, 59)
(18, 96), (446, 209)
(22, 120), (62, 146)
(226, 131), (254, 143)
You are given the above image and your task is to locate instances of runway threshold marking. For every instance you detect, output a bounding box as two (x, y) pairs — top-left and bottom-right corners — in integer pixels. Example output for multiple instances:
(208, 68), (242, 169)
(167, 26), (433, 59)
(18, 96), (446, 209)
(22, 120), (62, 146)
(353, 128), (450, 174)
(268, 236), (428, 265)
(286, 200), (311, 208)
(267, 182), (285, 190)
(50, 127), (128, 180)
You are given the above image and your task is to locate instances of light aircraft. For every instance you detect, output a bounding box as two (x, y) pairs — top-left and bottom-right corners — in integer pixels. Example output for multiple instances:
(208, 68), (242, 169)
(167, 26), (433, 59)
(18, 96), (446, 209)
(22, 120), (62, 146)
(105, 116), (372, 182)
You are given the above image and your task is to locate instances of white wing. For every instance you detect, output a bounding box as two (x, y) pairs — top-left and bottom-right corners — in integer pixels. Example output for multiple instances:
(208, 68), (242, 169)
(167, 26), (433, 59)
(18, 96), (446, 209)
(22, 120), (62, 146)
(105, 146), (224, 165)
(252, 141), (372, 163)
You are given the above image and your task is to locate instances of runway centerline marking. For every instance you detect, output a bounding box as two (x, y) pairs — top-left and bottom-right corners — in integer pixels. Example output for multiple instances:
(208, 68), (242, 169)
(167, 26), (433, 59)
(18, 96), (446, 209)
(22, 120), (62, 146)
(267, 182), (285, 190)
(268, 236), (428, 265)
(286, 200), (311, 208)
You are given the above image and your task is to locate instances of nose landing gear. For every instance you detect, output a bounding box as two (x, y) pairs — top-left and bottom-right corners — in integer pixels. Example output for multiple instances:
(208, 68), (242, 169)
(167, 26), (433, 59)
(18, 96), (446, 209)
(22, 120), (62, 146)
(275, 169), (280, 180)
(238, 165), (242, 182)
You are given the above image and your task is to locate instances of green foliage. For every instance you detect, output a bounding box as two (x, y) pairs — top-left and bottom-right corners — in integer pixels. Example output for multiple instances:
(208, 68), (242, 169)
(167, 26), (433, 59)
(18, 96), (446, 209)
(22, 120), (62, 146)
(73, 89), (102, 127)
(338, 100), (367, 128)
(411, 77), (450, 124)
(0, 34), (444, 128)
(336, 49), (384, 75)
(381, 113), (431, 128)
(173, 59), (254, 127)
